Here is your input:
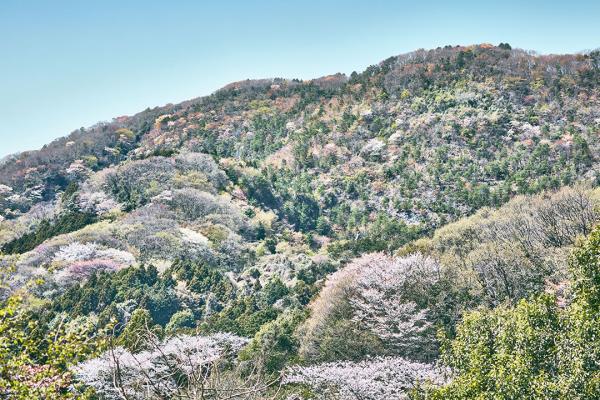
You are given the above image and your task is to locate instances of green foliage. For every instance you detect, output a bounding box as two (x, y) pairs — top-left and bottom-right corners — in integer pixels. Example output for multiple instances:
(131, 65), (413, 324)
(202, 292), (282, 337)
(306, 316), (384, 363)
(329, 214), (424, 258)
(0, 295), (105, 399)
(570, 226), (600, 308)
(241, 113), (288, 159)
(198, 275), (309, 339)
(119, 308), (163, 352)
(282, 193), (321, 232)
(419, 225), (600, 399)
(54, 265), (179, 327)
(455, 49), (474, 69)
(2, 44), (600, 397)
(428, 296), (561, 399)
(239, 173), (281, 210)
(149, 148), (177, 158)
(173, 259), (233, 303)
(144, 285), (181, 326)
(260, 277), (289, 307)
(339, 111), (357, 132)
(165, 309), (196, 333)
(2, 210), (96, 254)
(239, 309), (306, 374)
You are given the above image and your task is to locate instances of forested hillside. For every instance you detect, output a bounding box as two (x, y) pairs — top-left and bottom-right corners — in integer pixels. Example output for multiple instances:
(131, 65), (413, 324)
(1, 44), (599, 399)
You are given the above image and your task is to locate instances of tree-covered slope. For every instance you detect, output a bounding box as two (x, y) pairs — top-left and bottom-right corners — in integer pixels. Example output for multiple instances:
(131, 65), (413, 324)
(0, 43), (599, 399)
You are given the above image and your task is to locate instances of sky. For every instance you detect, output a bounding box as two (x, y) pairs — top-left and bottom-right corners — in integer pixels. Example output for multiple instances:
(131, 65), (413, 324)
(1, 0), (599, 158)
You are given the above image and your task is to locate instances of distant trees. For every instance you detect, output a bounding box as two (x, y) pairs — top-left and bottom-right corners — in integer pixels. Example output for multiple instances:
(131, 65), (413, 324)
(49, 242), (134, 285)
(1, 43), (600, 399)
(76, 187), (119, 215)
(409, 186), (599, 307)
(105, 157), (175, 210)
(168, 188), (224, 220)
(238, 172), (281, 210)
(282, 193), (320, 231)
(343, 214), (424, 255)
(53, 265), (179, 327)
(105, 153), (227, 212)
(239, 113), (288, 159)
(1, 209), (96, 255)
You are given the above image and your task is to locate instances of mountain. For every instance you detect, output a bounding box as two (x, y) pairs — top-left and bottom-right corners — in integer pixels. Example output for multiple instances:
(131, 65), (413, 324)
(0, 44), (599, 399)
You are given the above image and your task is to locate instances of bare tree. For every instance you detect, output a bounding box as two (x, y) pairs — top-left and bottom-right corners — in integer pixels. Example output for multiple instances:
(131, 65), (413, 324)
(74, 325), (283, 400)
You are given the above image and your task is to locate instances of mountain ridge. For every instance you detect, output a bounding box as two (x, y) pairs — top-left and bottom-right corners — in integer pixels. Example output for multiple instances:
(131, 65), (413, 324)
(5, 44), (597, 160)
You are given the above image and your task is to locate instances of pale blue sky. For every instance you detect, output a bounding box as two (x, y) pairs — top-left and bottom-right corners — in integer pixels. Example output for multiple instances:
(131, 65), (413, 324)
(1, 0), (599, 157)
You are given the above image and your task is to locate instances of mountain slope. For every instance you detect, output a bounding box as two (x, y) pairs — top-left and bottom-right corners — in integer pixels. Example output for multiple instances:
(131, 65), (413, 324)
(0, 43), (599, 399)
(2, 45), (599, 226)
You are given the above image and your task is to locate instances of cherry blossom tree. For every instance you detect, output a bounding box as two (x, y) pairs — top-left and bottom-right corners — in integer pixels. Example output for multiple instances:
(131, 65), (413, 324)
(52, 241), (135, 284)
(348, 253), (440, 358)
(73, 332), (280, 399)
(54, 259), (120, 284)
(0, 184), (12, 196)
(53, 241), (134, 265)
(284, 357), (446, 400)
(76, 190), (119, 215)
(299, 253), (440, 362)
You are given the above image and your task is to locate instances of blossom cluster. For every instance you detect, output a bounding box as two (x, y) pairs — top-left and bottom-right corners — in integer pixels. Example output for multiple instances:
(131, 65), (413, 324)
(284, 357), (446, 400)
(73, 333), (249, 399)
(348, 253), (440, 353)
(52, 242), (135, 284)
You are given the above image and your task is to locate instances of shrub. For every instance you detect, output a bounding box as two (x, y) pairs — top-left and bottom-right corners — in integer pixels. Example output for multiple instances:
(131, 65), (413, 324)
(239, 309), (306, 374)
(166, 309), (196, 333)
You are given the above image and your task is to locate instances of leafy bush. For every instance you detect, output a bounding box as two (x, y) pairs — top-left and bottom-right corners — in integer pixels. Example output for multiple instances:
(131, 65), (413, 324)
(0, 296), (105, 398)
(239, 309), (306, 374)
(166, 309), (196, 333)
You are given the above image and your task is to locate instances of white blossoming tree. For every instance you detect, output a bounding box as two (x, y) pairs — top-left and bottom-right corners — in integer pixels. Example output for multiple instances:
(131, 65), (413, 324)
(284, 357), (446, 400)
(73, 332), (280, 399)
(299, 252), (441, 362)
(348, 253), (440, 358)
